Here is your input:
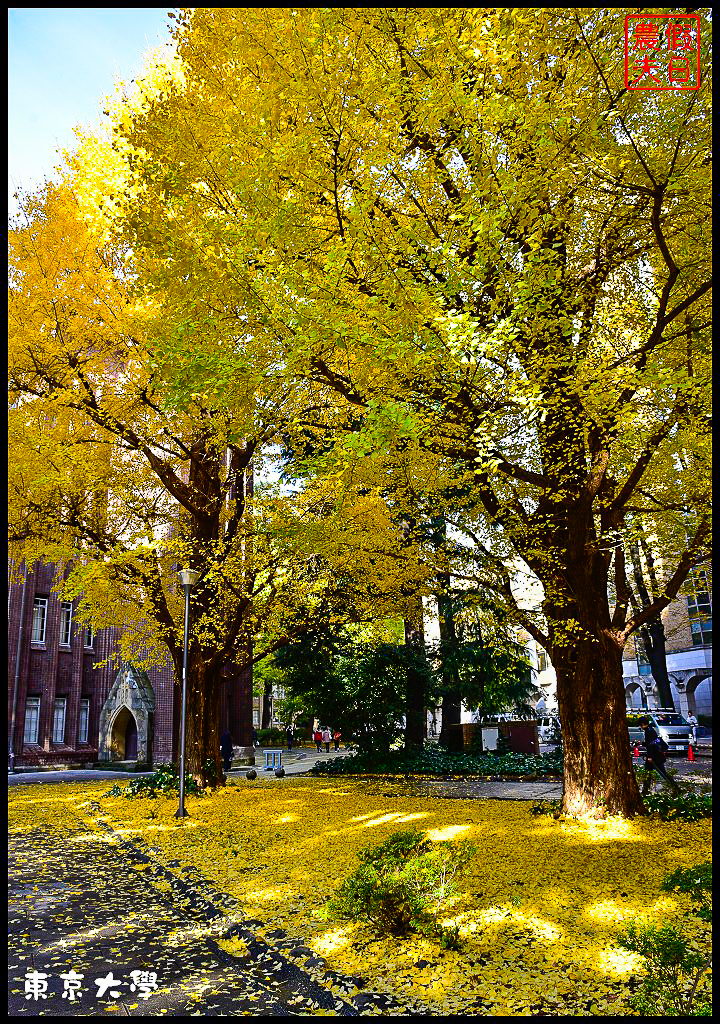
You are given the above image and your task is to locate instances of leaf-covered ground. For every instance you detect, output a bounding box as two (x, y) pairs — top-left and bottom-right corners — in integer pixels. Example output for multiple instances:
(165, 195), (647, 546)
(9, 778), (711, 1016)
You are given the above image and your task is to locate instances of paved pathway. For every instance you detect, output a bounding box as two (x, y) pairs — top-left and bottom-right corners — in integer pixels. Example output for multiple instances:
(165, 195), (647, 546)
(9, 745), (711, 795)
(7, 749), (349, 786)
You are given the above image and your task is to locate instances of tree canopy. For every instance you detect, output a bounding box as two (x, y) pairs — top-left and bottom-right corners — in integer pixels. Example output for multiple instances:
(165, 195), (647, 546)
(9, 9), (711, 813)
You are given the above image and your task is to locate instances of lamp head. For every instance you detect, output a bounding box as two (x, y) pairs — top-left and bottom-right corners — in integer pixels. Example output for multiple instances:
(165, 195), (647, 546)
(179, 568), (200, 588)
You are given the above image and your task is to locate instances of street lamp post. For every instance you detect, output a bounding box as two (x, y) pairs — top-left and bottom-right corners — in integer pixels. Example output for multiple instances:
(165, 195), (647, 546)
(176, 568), (200, 818)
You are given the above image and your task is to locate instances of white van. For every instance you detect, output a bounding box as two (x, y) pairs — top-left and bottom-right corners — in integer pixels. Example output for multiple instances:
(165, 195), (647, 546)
(538, 716), (561, 743)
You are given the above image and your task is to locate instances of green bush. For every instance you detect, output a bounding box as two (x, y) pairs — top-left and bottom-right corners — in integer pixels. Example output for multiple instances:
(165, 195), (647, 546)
(328, 829), (475, 948)
(643, 791), (712, 821)
(662, 863), (712, 922)
(494, 731), (512, 757)
(257, 727), (287, 746)
(114, 763), (205, 799)
(619, 922), (711, 1016)
(531, 792), (712, 822)
(618, 862), (712, 1016)
(309, 744), (562, 778)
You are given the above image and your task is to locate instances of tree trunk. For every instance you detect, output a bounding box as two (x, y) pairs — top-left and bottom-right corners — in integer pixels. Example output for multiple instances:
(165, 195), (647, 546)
(555, 631), (645, 817)
(404, 597), (427, 750)
(628, 535), (675, 709)
(183, 656), (224, 787)
(437, 582), (462, 748)
(639, 620), (675, 710)
(261, 676), (273, 729)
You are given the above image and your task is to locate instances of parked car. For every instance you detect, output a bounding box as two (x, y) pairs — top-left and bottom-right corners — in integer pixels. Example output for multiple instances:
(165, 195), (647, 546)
(537, 716), (561, 743)
(626, 709), (692, 755)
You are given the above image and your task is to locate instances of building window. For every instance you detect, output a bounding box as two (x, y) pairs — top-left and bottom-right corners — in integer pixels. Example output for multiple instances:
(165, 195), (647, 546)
(24, 697), (41, 744)
(537, 649), (549, 672)
(53, 697), (67, 744)
(60, 602), (73, 647)
(78, 699), (90, 744)
(687, 583), (712, 647)
(31, 597), (48, 644)
(690, 618), (712, 647)
(84, 623), (94, 649)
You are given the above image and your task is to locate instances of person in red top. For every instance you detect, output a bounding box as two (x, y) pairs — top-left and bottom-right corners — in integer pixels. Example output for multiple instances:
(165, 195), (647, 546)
(333, 729), (341, 751)
(314, 728), (322, 752)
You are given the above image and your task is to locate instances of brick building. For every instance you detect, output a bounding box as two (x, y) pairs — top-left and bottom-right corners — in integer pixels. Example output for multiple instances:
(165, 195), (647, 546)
(7, 560), (253, 770)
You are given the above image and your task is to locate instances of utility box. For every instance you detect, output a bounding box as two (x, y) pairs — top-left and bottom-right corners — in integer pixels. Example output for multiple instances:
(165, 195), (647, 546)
(444, 721), (537, 754)
(498, 720), (540, 755)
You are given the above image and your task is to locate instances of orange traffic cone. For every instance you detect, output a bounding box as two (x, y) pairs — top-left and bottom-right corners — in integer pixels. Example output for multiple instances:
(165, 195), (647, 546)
(688, 743), (695, 762)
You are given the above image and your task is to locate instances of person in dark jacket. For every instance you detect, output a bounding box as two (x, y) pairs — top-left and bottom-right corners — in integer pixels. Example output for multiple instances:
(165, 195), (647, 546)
(640, 717), (680, 796)
(286, 725), (294, 751)
(220, 730), (234, 773)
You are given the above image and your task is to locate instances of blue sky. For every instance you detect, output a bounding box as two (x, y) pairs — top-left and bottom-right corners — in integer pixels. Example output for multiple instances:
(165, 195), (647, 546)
(8, 8), (174, 208)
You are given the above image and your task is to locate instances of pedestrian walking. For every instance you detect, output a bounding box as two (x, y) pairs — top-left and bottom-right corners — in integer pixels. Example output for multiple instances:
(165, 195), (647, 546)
(286, 724), (294, 751)
(639, 716), (680, 796)
(220, 730), (234, 773)
(322, 726), (332, 753)
(314, 727), (322, 752)
(333, 728), (341, 751)
(687, 712), (698, 750)
(252, 728), (259, 748)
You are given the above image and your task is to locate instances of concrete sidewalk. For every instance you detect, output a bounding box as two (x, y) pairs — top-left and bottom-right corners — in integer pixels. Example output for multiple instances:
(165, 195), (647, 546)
(8, 744), (710, 793)
(247, 747), (349, 776)
(6, 749), (351, 786)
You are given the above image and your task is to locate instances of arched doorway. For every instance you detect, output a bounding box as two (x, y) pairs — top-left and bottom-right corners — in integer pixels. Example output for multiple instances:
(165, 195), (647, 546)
(109, 706), (139, 761)
(625, 682), (648, 709)
(125, 714), (138, 759)
(98, 664), (155, 764)
(686, 674), (712, 718)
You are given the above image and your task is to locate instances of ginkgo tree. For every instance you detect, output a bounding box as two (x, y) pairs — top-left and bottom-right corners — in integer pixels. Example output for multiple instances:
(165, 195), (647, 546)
(8, 178), (436, 784)
(105, 8), (711, 815)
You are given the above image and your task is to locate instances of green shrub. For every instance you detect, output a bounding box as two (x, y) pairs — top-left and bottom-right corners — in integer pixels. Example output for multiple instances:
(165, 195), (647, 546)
(494, 731), (512, 757)
(117, 763), (205, 799)
(328, 829), (475, 948)
(309, 744), (562, 778)
(257, 727), (286, 746)
(531, 792), (712, 822)
(662, 863), (712, 922)
(619, 922), (710, 1016)
(618, 862), (712, 1016)
(643, 791), (712, 821)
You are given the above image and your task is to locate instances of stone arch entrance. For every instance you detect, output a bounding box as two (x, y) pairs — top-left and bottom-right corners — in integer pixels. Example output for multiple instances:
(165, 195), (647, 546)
(668, 669), (712, 718)
(98, 664), (155, 764)
(625, 681), (648, 709)
(684, 673), (712, 717)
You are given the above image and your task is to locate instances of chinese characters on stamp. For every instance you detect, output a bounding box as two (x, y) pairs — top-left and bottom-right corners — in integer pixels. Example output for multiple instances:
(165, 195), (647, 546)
(625, 14), (700, 91)
(24, 969), (159, 1002)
